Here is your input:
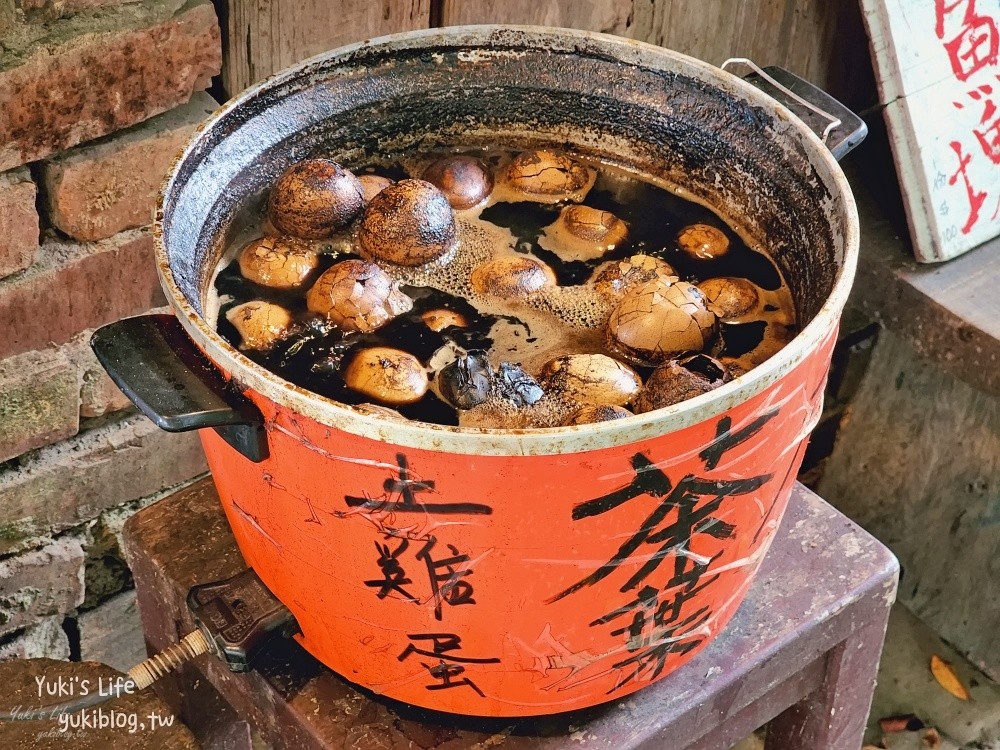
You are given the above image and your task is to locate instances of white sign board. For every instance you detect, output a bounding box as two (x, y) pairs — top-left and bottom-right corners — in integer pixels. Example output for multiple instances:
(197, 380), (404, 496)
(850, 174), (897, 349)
(862, 0), (1000, 262)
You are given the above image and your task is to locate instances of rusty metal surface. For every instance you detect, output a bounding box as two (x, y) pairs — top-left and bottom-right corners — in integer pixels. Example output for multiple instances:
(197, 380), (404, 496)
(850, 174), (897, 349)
(151, 26), (859, 456)
(123, 480), (897, 749)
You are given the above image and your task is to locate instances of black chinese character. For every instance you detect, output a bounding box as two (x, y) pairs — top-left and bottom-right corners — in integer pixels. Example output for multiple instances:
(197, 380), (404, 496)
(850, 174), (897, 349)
(398, 633), (500, 698)
(416, 537), (476, 620)
(364, 539), (418, 601)
(345, 454), (493, 515)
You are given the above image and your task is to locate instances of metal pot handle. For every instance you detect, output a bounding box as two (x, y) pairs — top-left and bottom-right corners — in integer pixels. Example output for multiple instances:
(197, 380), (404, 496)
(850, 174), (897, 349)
(721, 58), (867, 161)
(90, 315), (268, 462)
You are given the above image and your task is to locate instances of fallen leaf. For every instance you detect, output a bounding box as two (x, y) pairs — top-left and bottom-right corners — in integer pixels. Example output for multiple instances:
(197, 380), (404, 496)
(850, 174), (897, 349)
(930, 655), (971, 701)
(922, 727), (941, 749)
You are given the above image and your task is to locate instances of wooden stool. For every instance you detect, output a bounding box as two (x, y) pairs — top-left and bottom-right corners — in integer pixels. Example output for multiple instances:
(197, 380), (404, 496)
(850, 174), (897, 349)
(122, 478), (897, 750)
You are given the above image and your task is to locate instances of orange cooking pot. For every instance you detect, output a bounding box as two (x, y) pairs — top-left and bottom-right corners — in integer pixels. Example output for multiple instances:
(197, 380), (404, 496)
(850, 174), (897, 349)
(92, 27), (864, 716)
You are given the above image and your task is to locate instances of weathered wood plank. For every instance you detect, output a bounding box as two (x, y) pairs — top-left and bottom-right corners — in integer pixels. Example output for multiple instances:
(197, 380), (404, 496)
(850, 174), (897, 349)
(440, 0), (875, 107)
(846, 148), (1000, 398)
(818, 328), (1000, 681)
(223, 0), (431, 97)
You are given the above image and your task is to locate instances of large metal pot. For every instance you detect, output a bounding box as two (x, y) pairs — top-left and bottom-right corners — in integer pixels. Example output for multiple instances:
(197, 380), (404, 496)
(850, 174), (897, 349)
(93, 26), (862, 716)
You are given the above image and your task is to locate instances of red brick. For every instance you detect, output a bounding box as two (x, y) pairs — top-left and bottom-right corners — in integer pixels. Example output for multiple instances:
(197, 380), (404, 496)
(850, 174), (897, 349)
(71, 334), (135, 418)
(0, 228), (164, 360)
(0, 167), (39, 278)
(0, 414), (207, 555)
(0, 1), (220, 171)
(0, 348), (80, 463)
(0, 537), (85, 636)
(42, 91), (217, 242)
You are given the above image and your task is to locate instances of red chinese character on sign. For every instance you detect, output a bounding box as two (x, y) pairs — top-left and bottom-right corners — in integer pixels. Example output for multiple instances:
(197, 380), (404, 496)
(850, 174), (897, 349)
(937, 0), (1000, 81)
(948, 140), (988, 233)
(953, 84), (1000, 162)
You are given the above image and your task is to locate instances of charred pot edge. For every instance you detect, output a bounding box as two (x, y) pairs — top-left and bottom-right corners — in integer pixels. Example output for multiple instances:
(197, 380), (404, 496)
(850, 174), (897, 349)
(90, 315), (269, 462)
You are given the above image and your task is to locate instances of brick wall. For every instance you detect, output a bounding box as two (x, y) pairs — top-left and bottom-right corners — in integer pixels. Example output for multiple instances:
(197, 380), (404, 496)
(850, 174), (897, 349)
(0, 0), (219, 667)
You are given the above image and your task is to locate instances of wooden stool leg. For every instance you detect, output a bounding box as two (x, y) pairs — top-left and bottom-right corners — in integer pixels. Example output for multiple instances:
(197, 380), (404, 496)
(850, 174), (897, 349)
(764, 613), (890, 750)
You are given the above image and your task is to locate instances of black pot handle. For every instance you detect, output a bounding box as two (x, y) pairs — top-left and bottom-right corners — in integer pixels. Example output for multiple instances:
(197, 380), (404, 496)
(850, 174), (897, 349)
(722, 58), (868, 161)
(90, 315), (269, 463)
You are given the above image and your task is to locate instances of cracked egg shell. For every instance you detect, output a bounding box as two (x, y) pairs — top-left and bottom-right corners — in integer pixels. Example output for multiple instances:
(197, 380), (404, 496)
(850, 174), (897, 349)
(421, 308), (468, 332)
(565, 404), (633, 425)
(676, 223), (730, 260)
(539, 354), (641, 406)
(504, 149), (594, 200)
(606, 279), (717, 366)
(237, 236), (319, 289)
(698, 276), (761, 320)
(470, 255), (556, 299)
(357, 174), (394, 203)
(591, 254), (677, 298)
(421, 156), (493, 209)
(306, 259), (412, 333)
(267, 159), (364, 239)
(633, 354), (731, 413)
(544, 205), (629, 262)
(225, 301), (294, 351)
(344, 347), (428, 405)
(358, 179), (457, 267)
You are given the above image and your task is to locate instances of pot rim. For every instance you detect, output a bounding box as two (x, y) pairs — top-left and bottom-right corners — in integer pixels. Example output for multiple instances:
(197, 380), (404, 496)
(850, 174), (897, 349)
(154, 24), (859, 457)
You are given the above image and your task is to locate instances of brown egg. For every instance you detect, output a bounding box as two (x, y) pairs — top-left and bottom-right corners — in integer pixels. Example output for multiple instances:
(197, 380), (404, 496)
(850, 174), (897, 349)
(542, 205), (629, 262)
(565, 404), (633, 425)
(591, 254), (677, 298)
(676, 223), (730, 260)
(344, 347), (428, 405)
(504, 149), (594, 199)
(698, 277), (761, 320)
(470, 255), (556, 298)
(607, 279), (718, 366)
(633, 354), (731, 413)
(357, 174), (394, 203)
(306, 259), (412, 333)
(358, 179), (457, 266)
(539, 354), (641, 406)
(225, 301), (294, 351)
(421, 309), (468, 332)
(421, 156), (494, 209)
(237, 236), (319, 289)
(267, 159), (364, 239)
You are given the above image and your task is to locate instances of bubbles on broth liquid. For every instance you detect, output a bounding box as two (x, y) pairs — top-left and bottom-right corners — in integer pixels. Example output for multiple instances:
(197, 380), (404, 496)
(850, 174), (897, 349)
(208, 148), (797, 428)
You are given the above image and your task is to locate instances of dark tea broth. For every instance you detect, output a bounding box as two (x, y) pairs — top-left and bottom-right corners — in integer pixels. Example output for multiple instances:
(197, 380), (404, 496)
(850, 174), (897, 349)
(209, 148), (796, 428)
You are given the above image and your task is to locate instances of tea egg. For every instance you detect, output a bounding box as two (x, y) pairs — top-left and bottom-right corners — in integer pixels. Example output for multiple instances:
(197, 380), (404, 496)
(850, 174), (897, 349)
(698, 276), (761, 320)
(225, 301), (294, 351)
(344, 347), (428, 405)
(470, 255), (556, 298)
(237, 236), (318, 289)
(357, 174), (394, 203)
(676, 223), (730, 260)
(539, 354), (641, 406)
(633, 354), (731, 413)
(306, 259), (411, 333)
(565, 404), (633, 425)
(421, 156), (494, 209)
(267, 159), (363, 239)
(504, 149), (594, 201)
(358, 179), (457, 267)
(607, 279), (718, 365)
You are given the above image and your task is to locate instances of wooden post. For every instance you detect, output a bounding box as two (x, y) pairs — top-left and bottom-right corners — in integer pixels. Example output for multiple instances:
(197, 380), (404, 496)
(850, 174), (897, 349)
(220, 0), (432, 97)
(439, 0), (875, 108)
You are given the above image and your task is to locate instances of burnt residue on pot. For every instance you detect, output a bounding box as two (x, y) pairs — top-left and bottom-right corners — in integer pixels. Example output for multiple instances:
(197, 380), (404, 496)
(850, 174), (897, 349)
(162, 30), (840, 345)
